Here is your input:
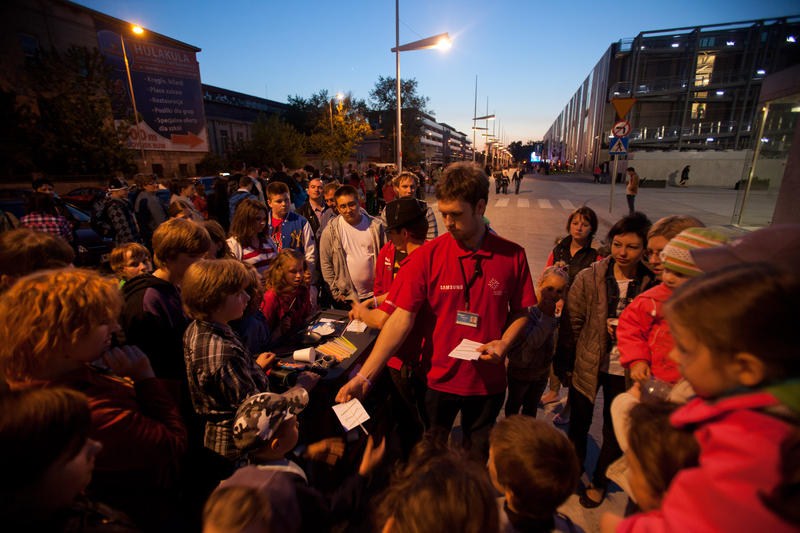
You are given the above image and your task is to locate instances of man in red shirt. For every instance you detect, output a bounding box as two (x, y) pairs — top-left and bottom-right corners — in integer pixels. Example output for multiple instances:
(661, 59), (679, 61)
(337, 162), (536, 460)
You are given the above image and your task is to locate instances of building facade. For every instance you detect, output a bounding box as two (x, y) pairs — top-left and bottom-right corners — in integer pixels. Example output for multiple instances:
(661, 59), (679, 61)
(543, 16), (800, 186)
(203, 84), (288, 157)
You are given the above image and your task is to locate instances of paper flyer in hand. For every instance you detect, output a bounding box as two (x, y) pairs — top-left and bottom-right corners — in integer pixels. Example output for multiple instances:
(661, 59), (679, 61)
(332, 398), (370, 432)
(448, 338), (483, 360)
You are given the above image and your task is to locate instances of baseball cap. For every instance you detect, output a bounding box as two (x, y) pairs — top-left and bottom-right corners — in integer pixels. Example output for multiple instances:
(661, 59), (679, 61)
(108, 177), (130, 191)
(385, 197), (427, 231)
(691, 224), (800, 274)
(232, 387), (309, 451)
(660, 227), (731, 277)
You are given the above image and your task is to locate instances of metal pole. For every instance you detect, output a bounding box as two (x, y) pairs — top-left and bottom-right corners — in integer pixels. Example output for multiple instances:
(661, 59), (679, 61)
(395, 0), (402, 174)
(472, 75), (477, 161)
(120, 33), (146, 168)
(609, 155), (618, 213)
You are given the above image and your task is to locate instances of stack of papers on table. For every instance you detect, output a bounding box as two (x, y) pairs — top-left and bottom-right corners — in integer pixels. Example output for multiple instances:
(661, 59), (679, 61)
(315, 336), (357, 362)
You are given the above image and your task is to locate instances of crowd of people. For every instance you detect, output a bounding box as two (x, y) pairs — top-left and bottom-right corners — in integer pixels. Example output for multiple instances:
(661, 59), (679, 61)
(0, 161), (798, 533)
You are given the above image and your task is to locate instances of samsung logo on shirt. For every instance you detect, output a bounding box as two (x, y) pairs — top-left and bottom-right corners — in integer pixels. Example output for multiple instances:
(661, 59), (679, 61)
(439, 284), (464, 291)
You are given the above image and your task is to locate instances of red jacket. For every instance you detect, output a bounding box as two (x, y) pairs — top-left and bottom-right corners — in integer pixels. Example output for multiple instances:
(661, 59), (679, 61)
(618, 390), (797, 533)
(617, 283), (680, 384)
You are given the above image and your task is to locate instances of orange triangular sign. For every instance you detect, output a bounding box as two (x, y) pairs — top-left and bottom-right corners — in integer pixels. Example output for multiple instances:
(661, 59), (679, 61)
(612, 98), (636, 119)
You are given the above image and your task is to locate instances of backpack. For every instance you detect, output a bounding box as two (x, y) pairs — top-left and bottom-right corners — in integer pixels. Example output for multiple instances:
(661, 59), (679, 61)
(90, 198), (115, 239)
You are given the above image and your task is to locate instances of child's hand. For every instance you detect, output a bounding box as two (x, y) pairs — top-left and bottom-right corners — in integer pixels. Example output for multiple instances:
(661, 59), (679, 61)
(256, 352), (276, 370)
(630, 361), (651, 382)
(303, 270), (312, 286)
(358, 435), (386, 476)
(305, 437), (345, 465)
(103, 345), (155, 381)
(539, 298), (557, 317)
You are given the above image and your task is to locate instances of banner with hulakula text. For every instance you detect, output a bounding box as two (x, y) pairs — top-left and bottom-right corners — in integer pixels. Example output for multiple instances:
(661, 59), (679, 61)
(97, 25), (208, 152)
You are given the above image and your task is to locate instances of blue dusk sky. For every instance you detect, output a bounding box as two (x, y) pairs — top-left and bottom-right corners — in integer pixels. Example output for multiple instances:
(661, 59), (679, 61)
(75, 0), (797, 148)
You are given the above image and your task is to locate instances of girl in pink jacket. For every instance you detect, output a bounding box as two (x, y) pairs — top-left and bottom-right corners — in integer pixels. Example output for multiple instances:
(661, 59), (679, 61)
(604, 264), (799, 533)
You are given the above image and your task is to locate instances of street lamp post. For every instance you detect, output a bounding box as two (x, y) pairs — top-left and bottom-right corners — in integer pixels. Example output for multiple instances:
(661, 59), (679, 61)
(391, 0), (450, 174)
(120, 26), (146, 169)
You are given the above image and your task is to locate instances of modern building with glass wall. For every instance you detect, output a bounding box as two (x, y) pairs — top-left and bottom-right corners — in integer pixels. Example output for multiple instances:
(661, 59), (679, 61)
(543, 16), (800, 192)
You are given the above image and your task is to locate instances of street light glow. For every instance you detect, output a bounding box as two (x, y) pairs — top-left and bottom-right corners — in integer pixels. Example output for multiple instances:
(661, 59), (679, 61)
(132, 25), (144, 34)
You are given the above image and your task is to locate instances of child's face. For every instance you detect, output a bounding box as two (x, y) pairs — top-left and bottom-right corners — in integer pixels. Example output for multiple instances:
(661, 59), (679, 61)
(39, 438), (102, 512)
(539, 275), (567, 302)
(121, 251), (152, 280)
(611, 232), (645, 268)
(66, 321), (120, 362)
(270, 415), (300, 456)
(627, 448), (661, 512)
(662, 268), (689, 290)
(569, 215), (592, 242)
(669, 321), (741, 398)
(214, 289), (250, 324)
(645, 236), (669, 279)
(268, 193), (291, 219)
(284, 259), (305, 288)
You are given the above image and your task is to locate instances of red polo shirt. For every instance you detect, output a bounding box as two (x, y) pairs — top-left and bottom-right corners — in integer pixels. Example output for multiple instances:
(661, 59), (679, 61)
(388, 231), (536, 395)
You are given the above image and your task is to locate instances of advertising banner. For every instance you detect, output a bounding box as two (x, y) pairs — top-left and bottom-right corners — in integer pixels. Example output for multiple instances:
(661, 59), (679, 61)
(97, 25), (208, 152)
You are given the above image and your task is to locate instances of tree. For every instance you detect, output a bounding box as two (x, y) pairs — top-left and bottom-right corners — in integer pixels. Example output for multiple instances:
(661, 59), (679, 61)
(508, 140), (540, 163)
(10, 46), (135, 176)
(368, 76), (431, 165)
(368, 76), (430, 113)
(230, 114), (306, 169)
(308, 93), (371, 171)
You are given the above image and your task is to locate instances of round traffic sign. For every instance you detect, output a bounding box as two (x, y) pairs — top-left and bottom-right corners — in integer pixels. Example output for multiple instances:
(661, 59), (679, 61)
(612, 120), (631, 138)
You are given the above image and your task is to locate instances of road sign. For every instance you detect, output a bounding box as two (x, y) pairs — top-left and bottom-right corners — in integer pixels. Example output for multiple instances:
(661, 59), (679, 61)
(611, 98), (636, 119)
(612, 120), (631, 138)
(609, 137), (629, 155)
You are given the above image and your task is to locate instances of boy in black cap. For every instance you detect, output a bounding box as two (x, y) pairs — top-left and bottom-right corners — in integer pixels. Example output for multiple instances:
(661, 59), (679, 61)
(349, 196), (432, 458)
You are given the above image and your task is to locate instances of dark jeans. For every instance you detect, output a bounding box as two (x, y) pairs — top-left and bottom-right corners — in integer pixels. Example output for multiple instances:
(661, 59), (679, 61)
(388, 366), (428, 459)
(504, 376), (548, 417)
(425, 389), (505, 462)
(626, 194), (636, 215)
(567, 372), (626, 489)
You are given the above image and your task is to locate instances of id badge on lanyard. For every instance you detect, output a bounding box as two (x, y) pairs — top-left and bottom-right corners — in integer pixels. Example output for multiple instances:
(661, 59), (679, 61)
(456, 255), (483, 328)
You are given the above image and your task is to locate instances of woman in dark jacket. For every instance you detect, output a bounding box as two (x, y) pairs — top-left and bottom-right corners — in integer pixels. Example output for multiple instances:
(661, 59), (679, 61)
(567, 212), (655, 508)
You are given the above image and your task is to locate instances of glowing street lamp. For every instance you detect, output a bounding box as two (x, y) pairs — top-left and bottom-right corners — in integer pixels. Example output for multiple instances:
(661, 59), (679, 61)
(391, 0), (450, 173)
(120, 25), (146, 167)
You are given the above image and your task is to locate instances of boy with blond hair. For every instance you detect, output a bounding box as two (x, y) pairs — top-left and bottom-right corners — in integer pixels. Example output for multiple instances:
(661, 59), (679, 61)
(109, 242), (152, 287)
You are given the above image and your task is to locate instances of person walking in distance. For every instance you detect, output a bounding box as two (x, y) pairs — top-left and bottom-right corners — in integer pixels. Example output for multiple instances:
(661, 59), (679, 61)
(625, 167), (639, 216)
(680, 165), (690, 187)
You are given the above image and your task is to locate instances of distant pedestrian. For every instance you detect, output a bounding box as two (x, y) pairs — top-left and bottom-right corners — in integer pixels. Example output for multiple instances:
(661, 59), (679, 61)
(625, 167), (640, 215)
(680, 165), (690, 187)
(513, 168), (522, 194)
(593, 164), (601, 183)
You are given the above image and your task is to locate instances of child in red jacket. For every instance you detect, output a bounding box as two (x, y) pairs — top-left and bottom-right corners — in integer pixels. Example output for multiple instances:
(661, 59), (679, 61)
(603, 264), (800, 533)
(618, 227), (729, 385)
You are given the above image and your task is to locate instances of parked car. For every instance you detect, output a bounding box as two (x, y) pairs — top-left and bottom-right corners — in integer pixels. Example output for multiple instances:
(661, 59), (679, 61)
(61, 186), (106, 210)
(0, 188), (114, 268)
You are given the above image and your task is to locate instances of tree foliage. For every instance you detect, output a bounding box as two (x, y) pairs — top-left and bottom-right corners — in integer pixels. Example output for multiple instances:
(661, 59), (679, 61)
(285, 91), (371, 170)
(368, 76), (431, 165)
(508, 140), (539, 163)
(368, 76), (430, 114)
(230, 114), (306, 169)
(9, 46), (134, 176)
